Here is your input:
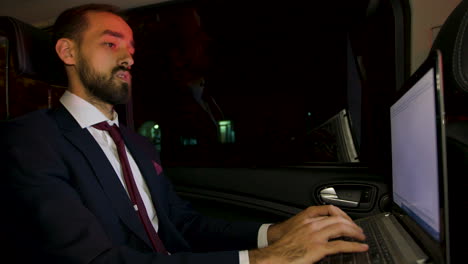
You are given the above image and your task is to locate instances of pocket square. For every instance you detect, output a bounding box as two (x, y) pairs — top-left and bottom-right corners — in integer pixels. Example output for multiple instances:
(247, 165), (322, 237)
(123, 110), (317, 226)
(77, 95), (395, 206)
(152, 161), (163, 175)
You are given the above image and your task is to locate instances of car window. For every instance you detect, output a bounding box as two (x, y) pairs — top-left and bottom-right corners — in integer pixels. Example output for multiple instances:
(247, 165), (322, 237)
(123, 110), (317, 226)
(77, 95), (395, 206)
(125, 0), (396, 168)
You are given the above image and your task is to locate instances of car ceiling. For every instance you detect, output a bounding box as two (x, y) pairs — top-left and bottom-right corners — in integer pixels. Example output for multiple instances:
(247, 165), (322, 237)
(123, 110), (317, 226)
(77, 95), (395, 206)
(0, 0), (169, 27)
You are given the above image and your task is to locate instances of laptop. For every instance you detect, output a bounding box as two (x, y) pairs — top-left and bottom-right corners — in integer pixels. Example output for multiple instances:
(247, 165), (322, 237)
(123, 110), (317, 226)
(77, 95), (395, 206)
(319, 49), (450, 264)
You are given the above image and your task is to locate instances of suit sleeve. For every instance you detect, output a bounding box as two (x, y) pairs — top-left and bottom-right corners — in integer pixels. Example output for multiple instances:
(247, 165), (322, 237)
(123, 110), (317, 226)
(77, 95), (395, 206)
(130, 131), (263, 252)
(161, 172), (263, 252)
(133, 133), (263, 252)
(0, 118), (241, 264)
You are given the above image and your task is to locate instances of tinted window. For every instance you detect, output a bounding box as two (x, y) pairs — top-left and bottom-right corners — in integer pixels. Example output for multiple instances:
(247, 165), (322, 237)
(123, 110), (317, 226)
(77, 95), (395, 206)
(126, 0), (374, 168)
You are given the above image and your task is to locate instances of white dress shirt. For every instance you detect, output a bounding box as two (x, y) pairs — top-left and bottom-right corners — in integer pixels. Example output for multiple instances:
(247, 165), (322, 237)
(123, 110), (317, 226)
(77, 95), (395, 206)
(60, 91), (270, 263)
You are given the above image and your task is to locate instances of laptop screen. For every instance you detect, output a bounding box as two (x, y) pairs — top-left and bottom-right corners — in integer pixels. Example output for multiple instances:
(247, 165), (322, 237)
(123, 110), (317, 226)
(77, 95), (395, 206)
(390, 57), (444, 242)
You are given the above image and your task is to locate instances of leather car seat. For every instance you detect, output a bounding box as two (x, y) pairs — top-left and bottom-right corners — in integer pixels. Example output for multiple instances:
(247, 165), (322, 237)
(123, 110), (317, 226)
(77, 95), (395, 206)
(431, 0), (468, 261)
(0, 16), (66, 120)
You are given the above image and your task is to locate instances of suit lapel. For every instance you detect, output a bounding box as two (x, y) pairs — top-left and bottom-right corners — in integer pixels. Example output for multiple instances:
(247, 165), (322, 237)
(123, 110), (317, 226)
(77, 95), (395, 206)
(119, 126), (191, 252)
(50, 106), (153, 249)
(119, 126), (169, 221)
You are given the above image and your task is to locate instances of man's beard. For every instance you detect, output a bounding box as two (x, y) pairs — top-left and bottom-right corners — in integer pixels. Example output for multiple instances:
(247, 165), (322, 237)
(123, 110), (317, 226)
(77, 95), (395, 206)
(76, 55), (131, 105)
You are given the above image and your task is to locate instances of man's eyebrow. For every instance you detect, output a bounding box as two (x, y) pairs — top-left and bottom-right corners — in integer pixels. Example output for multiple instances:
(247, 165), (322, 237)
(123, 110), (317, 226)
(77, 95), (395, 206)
(101, 29), (135, 49)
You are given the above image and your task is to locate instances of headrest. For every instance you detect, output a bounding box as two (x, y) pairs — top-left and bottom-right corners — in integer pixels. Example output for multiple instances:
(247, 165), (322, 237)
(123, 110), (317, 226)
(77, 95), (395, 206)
(431, 0), (468, 117)
(0, 16), (66, 86)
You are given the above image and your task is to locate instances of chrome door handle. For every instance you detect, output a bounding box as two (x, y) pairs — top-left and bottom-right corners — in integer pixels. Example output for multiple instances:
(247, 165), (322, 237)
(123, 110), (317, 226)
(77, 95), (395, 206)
(319, 187), (359, 208)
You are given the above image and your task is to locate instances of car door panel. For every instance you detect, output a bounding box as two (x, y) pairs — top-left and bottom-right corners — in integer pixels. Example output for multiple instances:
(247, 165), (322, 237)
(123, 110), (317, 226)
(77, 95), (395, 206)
(165, 167), (389, 222)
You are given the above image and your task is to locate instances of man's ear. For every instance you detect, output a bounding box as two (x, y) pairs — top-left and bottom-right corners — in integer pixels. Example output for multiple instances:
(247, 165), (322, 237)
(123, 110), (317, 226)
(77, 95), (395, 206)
(55, 38), (76, 65)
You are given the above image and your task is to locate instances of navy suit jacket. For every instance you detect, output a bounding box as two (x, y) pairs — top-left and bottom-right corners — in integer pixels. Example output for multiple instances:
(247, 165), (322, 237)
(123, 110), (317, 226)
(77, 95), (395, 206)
(1, 105), (262, 264)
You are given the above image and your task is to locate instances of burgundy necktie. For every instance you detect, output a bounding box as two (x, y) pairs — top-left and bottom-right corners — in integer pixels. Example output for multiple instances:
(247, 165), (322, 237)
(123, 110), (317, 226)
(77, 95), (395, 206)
(93, 121), (168, 254)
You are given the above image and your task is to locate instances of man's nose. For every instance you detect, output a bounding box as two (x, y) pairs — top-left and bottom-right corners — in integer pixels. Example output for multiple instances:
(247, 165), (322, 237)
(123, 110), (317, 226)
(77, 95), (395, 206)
(119, 48), (134, 68)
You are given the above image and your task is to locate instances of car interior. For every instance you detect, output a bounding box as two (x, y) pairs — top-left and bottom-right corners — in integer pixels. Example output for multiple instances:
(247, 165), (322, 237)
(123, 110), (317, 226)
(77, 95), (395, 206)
(0, 0), (466, 262)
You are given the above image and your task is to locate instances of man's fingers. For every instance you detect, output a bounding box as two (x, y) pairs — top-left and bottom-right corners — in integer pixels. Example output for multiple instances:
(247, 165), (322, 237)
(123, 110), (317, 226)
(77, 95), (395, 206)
(328, 205), (353, 221)
(305, 205), (353, 221)
(325, 240), (369, 254)
(265, 210), (369, 264)
(309, 216), (328, 222)
(314, 221), (367, 242)
(304, 215), (364, 236)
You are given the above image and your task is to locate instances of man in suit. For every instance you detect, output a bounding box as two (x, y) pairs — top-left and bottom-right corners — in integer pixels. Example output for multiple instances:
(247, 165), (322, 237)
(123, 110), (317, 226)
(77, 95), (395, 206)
(1, 4), (368, 264)
(159, 6), (225, 167)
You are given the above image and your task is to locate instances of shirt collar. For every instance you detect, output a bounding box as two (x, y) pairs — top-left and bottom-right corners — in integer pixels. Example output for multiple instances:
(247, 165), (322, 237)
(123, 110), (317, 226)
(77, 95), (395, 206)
(60, 91), (119, 129)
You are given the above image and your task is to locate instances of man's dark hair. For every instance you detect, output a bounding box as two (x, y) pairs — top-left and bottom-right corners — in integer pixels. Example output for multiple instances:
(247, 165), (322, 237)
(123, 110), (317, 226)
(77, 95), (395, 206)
(53, 3), (121, 44)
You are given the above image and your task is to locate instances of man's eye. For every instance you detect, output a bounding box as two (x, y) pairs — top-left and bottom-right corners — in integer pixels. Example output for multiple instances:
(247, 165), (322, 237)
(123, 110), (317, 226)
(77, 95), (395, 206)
(105, 42), (116, 48)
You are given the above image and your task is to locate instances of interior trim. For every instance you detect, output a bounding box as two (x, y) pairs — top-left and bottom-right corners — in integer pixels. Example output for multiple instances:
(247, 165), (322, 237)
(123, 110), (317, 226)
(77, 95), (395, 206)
(176, 186), (303, 218)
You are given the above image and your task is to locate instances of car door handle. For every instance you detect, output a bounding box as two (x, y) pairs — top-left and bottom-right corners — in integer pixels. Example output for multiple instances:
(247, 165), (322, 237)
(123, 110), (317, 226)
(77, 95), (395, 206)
(319, 187), (359, 208)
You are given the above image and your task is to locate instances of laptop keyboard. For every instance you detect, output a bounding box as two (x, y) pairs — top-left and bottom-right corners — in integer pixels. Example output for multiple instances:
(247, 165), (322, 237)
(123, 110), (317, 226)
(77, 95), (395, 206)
(318, 217), (395, 264)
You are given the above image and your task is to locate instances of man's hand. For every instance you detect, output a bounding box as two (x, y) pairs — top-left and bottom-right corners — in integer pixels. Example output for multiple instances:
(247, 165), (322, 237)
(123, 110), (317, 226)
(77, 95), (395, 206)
(267, 205), (354, 244)
(249, 205), (368, 264)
